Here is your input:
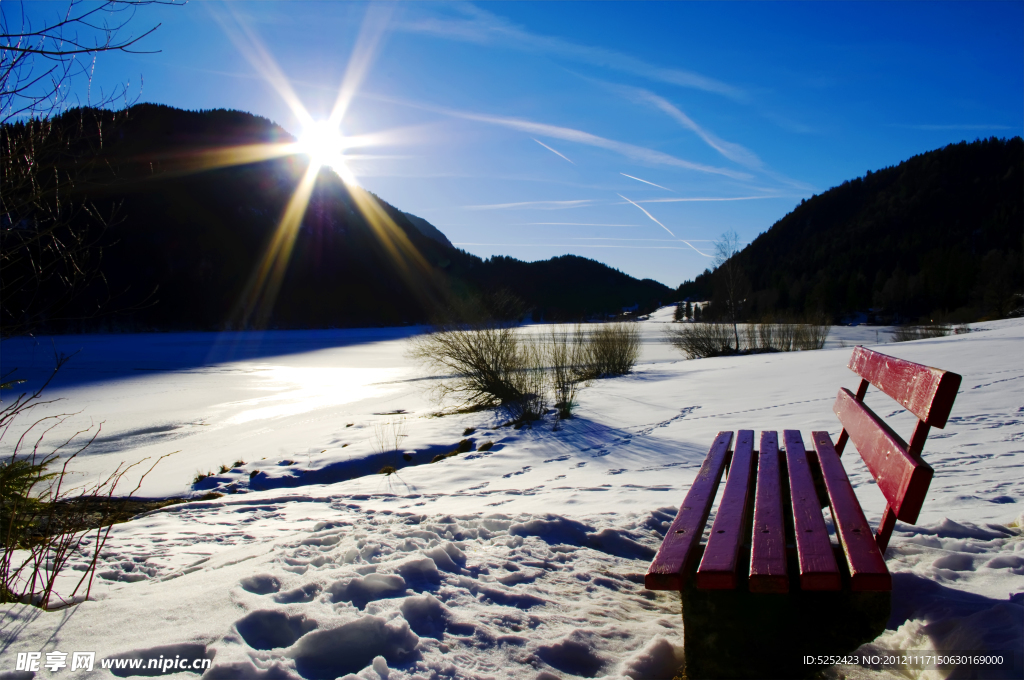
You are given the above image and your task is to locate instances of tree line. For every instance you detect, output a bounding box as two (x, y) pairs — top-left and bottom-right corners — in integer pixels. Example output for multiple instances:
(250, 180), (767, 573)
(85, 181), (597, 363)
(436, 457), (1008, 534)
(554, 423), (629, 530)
(678, 137), (1023, 324)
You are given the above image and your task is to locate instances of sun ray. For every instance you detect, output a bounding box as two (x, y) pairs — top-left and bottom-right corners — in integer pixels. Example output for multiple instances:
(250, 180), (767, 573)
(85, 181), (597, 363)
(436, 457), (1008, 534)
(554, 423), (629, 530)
(327, 3), (394, 127)
(234, 163), (320, 328)
(209, 3), (313, 129)
(198, 2), (451, 328)
(130, 142), (301, 180)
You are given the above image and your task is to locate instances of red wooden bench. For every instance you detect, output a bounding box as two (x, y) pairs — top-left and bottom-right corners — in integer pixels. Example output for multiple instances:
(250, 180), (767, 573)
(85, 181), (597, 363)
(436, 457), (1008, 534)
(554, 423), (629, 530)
(646, 346), (961, 679)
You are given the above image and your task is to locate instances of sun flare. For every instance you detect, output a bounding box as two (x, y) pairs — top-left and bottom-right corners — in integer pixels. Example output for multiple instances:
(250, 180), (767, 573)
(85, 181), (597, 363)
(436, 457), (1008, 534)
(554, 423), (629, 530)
(298, 120), (355, 182)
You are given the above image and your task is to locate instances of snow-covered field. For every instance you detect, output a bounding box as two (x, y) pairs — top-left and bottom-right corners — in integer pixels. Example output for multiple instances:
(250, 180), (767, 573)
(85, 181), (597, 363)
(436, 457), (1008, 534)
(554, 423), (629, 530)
(1, 315), (1021, 679)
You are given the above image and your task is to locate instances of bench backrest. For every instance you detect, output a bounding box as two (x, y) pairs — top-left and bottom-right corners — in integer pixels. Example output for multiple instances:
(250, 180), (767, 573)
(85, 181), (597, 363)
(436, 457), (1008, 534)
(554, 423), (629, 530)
(834, 346), (961, 548)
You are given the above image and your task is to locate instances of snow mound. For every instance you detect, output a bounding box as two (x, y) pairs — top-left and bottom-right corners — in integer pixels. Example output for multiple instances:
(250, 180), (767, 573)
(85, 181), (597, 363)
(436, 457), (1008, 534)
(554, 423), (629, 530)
(510, 515), (656, 559)
(289, 615), (419, 680)
(235, 610), (316, 650)
(328, 573), (407, 610)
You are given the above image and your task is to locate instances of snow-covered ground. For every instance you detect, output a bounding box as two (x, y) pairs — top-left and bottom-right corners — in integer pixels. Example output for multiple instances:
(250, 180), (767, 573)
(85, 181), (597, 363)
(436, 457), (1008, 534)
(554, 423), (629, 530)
(1, 315), (1021, 679)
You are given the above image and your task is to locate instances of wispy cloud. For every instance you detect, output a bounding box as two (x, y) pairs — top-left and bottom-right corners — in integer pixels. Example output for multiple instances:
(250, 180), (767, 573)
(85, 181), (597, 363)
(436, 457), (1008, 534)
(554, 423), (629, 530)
(398, 4), (744, 101)
(635, 195), (785, 203)
(533, 138), (575, 164)
(571, 237), (718, 242)
(453, 243), (717, 252)
(621, 173), (673, 191)
(463, 199), (596, 210)
(518, 222), (641, 227)
(588, 80), (816, 191)
(368, 93), (752, 179)
(622, 86), (765, 170)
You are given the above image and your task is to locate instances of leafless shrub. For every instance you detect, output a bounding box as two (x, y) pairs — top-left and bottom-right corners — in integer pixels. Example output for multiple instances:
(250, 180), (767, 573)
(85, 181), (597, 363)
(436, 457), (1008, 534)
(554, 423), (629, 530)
(585, 323), (641, 377)
(757, 318), (796, 351)
(667, 313), (830, 358)
(664, 323), (735, 359)
(1, 355), (168, 609)
(409, 323), (545, 421)
(794, 314), (831, 350)
(891, 324), (952, 342)
(505, 338), (547, 423)
(548, 324), (591, 419)
(409, 324), (522, 410)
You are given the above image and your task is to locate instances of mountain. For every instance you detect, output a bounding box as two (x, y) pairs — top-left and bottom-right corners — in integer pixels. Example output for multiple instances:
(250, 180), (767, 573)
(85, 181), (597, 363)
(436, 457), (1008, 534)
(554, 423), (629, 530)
(400, 211), (454, 249)
(1, 104), (671, 334)
(678, 137), (1023, 323)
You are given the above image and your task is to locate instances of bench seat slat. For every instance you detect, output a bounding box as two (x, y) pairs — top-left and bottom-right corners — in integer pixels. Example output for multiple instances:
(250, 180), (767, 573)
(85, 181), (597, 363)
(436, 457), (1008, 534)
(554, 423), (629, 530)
(834, 388), (934, 523)
(697, 430), (755, 589)
(749, 431), (788, 593)
(784, 430), (841, 590)
(811, 431), (892, 591)
(645, 431), (733, 591)
(848, 346), (961, 428)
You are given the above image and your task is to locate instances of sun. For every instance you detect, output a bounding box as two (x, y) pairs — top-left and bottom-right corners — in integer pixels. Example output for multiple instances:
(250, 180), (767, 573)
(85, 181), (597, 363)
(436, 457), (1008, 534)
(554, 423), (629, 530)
(298, 120), (355, 182)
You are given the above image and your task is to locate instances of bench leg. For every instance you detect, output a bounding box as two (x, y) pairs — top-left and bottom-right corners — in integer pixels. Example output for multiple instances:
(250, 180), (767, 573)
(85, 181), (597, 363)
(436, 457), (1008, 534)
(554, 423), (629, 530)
(680, 548), (890, 679)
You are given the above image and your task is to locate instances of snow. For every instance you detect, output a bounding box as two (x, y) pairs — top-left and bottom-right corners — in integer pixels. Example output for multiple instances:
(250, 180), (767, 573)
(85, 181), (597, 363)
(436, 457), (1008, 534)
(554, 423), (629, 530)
(1, 316), (1021, 678)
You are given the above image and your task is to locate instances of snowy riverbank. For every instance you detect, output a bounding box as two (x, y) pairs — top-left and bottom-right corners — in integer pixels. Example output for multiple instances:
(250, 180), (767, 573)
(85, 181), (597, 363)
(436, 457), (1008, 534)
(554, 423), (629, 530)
(1, 317), (1021, 678)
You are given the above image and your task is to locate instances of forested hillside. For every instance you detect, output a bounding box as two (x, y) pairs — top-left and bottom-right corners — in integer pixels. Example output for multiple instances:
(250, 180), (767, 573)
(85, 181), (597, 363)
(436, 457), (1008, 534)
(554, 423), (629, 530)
(1, 104), (670, 334)
(679, 137), (1022, 323)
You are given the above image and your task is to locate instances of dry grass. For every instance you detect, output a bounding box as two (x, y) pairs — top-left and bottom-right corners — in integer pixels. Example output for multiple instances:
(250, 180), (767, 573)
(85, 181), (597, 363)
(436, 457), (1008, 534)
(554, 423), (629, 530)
(372, 417), (407, 455)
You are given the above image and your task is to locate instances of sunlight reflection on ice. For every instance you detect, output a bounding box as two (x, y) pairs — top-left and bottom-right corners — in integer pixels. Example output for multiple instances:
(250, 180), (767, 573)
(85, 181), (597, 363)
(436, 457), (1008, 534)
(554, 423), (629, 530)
(224, 365), (406, 424)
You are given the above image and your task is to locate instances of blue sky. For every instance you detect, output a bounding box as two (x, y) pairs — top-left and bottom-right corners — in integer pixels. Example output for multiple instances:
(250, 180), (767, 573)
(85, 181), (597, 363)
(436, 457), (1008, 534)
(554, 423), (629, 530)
(17, 1), (1023, 288)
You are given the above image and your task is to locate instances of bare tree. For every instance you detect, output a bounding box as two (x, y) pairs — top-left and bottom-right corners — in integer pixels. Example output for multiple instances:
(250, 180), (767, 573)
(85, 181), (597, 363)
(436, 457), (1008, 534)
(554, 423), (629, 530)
(1, 1), (177, 337)
(713, 230), (749, 350)
(1, 0), (174, 123)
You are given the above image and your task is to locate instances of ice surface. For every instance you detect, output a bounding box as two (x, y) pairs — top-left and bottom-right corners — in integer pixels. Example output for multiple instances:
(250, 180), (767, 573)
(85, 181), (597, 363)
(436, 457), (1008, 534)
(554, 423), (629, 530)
(1, 316), (1021, 678)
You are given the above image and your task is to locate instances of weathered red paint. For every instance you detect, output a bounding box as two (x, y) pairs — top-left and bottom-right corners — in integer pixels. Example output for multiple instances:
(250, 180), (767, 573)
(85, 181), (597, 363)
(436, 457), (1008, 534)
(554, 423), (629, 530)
(645, 431), (732, 591)
(836, 378), (869, 455)
(811, 431), (892, 591)
(784, 430), (841, 590)
(847, 346), (961, 428)
(645, 346), (960, 600)
(697, 430), (755, 589)
(833, 388), (934, 523)
(749, 431), (789, 593)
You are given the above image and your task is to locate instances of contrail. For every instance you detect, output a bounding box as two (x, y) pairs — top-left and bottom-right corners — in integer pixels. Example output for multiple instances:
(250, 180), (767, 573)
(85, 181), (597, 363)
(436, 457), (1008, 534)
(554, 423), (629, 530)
(621, 173), (672, 191)
(617, 194), (712, 257)
(533, 139), (575, 164)
(617, 193), (675, 237)
(638, 195), (776, 203)
(453, 243), (716, 251)
(464, 199), (593, 210)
